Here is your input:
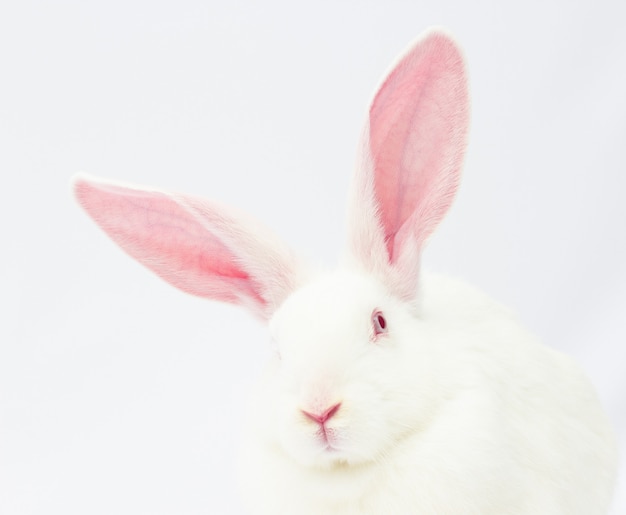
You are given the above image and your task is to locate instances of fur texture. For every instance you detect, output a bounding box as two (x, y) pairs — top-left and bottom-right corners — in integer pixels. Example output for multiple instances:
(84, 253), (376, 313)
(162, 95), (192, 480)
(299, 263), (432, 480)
(239, 271), (616, 514)
(74, 29), (617, 514)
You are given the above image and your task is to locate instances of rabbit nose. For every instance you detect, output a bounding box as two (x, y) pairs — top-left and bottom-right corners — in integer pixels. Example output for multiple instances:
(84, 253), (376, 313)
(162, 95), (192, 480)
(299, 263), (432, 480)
(301, 402), (342, 425)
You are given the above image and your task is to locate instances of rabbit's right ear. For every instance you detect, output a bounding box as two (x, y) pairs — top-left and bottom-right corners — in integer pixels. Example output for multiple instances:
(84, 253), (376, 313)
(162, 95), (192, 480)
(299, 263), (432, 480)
(348, 30), (469, 302)
(73, 175), (304, 320)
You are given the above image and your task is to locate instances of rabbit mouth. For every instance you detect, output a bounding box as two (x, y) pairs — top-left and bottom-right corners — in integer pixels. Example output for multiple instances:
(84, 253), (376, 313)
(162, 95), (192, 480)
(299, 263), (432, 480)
(314, 426), (348, 457)
(317, 426), (337, 447)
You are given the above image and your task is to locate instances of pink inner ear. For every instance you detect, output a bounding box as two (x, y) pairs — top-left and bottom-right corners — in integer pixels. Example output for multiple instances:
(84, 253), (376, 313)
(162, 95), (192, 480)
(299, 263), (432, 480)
(74, 178), (265, 309)
(368, 32), (468, 262)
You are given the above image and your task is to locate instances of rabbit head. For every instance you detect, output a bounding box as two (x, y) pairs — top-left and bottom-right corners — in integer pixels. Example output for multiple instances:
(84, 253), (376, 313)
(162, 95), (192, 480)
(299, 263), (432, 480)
(74, 29), (468, 468)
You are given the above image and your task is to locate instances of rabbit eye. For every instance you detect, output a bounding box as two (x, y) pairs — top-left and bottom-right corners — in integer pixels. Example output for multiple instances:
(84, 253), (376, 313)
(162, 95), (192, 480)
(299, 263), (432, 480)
(372, 310), (387, 338)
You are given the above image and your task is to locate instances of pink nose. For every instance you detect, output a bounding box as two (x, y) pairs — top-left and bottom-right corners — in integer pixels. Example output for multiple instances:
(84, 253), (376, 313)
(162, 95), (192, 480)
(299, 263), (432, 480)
(302, 403), (342, 425)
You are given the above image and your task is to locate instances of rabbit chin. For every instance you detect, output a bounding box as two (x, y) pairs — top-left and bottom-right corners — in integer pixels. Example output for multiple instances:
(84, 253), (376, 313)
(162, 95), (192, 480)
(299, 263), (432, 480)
(278, 423), (386, 469)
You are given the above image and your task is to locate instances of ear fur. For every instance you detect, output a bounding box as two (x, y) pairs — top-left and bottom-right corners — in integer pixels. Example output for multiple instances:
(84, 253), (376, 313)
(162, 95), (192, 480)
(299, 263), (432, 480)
(347, 29), (469, 302)
(73, 174), (304, 320)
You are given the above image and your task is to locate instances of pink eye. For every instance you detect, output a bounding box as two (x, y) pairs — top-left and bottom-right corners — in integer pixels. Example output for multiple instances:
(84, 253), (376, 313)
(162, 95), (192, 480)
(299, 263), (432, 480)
(372, 310), (387, 338)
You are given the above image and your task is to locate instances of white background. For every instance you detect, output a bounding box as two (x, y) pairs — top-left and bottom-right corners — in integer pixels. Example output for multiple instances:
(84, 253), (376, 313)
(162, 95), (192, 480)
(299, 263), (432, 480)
(1, 1), (624, 513)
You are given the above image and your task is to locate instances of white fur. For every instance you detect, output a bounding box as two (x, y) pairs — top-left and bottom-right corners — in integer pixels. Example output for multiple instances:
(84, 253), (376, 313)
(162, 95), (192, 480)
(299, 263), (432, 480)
(238, 271), (617, 514)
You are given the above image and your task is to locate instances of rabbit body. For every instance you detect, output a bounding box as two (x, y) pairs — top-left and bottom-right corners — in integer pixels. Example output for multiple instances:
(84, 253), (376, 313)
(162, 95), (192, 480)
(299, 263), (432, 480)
(238, 272), (616, 515)
(73, 29), (618, 515)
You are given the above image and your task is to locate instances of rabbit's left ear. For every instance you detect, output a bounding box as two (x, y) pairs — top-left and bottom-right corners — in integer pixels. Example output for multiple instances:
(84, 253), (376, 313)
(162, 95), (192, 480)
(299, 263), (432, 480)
(73, 175), (304, 320)
(348, 29), (469, 301)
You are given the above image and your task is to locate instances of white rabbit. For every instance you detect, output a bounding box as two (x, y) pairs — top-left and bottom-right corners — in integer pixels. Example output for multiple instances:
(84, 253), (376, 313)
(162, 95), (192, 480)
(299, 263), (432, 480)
(74, 29), (617, 514)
